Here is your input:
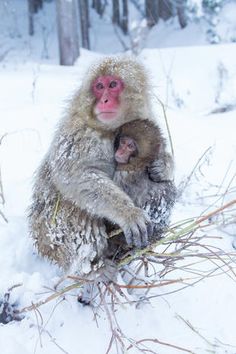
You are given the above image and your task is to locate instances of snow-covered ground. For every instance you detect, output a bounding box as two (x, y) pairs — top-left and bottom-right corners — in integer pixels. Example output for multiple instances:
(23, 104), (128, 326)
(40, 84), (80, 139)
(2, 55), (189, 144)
(1, 1), (236, 354)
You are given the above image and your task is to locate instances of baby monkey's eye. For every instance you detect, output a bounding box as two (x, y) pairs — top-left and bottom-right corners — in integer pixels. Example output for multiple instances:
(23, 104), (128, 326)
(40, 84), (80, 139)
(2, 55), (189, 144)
(109, 81), (117, 88)
(128, 143), (135, 151)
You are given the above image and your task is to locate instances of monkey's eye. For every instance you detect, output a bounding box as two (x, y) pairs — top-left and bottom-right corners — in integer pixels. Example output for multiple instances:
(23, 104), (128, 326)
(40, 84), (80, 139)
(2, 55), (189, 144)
(119, 138), (127, 146)
(96, 82), (104, 90)
(128, 143), (135, 151)
(109, 81), (117, 88)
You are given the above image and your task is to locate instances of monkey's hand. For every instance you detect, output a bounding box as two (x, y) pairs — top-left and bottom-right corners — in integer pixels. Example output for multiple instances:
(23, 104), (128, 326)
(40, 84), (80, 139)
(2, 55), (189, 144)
(119, 207), (151, 249)
(148, 153), (174, 182)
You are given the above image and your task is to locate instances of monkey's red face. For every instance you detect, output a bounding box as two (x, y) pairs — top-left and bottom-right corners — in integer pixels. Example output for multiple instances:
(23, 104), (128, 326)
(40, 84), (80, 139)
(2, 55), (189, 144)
(115, 136), (137, 164)
(92, 75), (124, 122)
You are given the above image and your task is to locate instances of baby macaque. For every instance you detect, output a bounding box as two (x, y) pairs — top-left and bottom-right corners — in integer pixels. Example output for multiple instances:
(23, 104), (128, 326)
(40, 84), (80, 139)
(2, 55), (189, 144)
(113, 119), (176, 242)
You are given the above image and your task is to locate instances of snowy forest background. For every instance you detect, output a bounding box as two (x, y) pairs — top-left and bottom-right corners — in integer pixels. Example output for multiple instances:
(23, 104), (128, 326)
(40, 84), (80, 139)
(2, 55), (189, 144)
(1, 0), (236, 64)
(0, 1), (236, 354)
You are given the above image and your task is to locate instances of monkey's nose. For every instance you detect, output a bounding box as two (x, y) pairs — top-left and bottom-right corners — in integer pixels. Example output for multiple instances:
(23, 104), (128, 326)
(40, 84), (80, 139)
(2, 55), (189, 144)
(101, 90), (109, 104)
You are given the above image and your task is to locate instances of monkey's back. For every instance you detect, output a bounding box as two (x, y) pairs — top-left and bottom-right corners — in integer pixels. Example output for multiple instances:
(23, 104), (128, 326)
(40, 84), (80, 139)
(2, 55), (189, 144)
(28, 105), (121, 274)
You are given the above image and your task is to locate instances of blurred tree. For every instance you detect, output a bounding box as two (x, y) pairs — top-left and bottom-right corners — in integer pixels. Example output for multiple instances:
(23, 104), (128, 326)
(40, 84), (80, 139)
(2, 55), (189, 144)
(56, 0), (80, 65)
(177, 0), (188, 28)
(33, 0), (43, 12)
(121, 0), (128, 34)
(92, 0), (104, 16)
(79, 0), (90, 49)
(145, 0), (159, 27)
(202, 0), (225, 43)
(27, 0), (44, 35)
(145, 0), (187, 28)
(159, 0), (173, 21)
(112, 0), (120, 25)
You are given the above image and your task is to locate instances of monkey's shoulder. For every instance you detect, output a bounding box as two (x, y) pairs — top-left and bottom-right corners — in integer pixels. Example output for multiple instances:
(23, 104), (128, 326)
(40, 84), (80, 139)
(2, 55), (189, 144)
(52, 124), (114, 157)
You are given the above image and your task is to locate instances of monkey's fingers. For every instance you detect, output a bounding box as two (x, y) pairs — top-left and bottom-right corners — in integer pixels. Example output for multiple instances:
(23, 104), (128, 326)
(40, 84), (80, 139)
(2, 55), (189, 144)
(123, 227), (133, 247)
(130, 223), (142, 249)
(129, 220), (149, 248)
(137, 220), (149, 248)
(140, 221), (150, 247)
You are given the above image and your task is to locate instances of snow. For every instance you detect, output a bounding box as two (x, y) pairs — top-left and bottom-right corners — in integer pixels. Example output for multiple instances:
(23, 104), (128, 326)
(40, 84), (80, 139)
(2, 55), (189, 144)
(1, 1), (236, 354)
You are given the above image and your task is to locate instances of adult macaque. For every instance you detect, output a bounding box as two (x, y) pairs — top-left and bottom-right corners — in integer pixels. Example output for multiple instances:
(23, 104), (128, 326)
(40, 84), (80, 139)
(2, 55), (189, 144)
(112, 119), (175, 247)
(29, 57), (159, 274)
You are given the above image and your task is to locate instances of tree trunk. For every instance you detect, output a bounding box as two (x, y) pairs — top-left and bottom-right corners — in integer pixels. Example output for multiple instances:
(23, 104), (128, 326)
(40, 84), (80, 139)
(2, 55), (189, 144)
(34, 0), (43, 13)
(145, 0), (159, 27)
(112, 0), (120, 25)
(160, 0), (173, 21)
(28, 0), (34, 35)
(79, 0), (90, 49)
(85, 0), (90, 27)
(56, 0), (80, 66)
(177, 0), (188, 28)
(121, 0), (128, 34)
(94, 0), (103, 16)
(28, 0), (44, 36)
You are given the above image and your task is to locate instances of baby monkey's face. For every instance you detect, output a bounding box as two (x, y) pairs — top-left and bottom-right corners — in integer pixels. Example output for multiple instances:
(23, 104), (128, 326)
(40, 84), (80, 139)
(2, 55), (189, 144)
(115, 136), (137, 164)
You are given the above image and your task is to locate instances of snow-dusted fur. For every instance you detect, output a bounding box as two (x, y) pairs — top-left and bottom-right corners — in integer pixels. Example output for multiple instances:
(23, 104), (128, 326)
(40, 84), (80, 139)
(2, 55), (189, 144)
(28, 56), (175, 274)
(114, 119), (176, 241)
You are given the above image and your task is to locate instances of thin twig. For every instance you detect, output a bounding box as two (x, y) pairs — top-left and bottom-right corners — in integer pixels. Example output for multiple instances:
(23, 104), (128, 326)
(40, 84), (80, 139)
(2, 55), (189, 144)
(115, 277), (193, 289)
(19, 282), (83, 313)
(154, 95), (174, 157)
(127, 337), (194, 353)
(196, 199), (236, 224)
(117, 198), (236, 267)
(178, 146), (212, 197)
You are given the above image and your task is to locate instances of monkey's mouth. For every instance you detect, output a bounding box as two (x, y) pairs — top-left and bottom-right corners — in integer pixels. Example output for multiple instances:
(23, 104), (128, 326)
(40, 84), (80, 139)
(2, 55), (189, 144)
(115, 156), (128, 164)
(96, 111), (118, 122)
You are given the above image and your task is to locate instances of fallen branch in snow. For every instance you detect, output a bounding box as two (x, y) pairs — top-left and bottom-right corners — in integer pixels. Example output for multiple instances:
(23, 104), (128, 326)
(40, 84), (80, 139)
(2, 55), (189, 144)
(0, 168), (5, 206)
(210, 103), (236, 114)
(116, 198), (236, 267)
(176, 314), (218, 348)
(0, 209), (8, 223)
(0, 141), (8, 223)
(13, 199), (236, 353)
(99, 284), (195, 354)
(18, 198), (236, 314)
(126, 337), (194, 353)
(19, 281), (83, 314)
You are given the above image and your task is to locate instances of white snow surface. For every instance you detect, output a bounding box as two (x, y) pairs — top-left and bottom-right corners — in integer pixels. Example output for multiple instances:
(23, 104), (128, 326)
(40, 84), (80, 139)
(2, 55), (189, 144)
(1, 2), (236, 354)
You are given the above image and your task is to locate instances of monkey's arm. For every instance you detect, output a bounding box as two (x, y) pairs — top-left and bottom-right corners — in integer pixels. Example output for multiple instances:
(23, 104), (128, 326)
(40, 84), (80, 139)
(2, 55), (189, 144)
(148, 151), (174, 182)
(49, 136), (149, 248)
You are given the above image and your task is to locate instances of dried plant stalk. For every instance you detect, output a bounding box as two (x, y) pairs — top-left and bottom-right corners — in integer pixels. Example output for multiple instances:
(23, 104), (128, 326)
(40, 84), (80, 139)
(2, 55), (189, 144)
(18, 199), (236, 314)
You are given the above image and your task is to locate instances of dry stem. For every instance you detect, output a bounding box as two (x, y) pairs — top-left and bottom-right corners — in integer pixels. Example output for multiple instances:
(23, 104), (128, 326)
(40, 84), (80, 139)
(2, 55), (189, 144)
(17, 198), (236, 316)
